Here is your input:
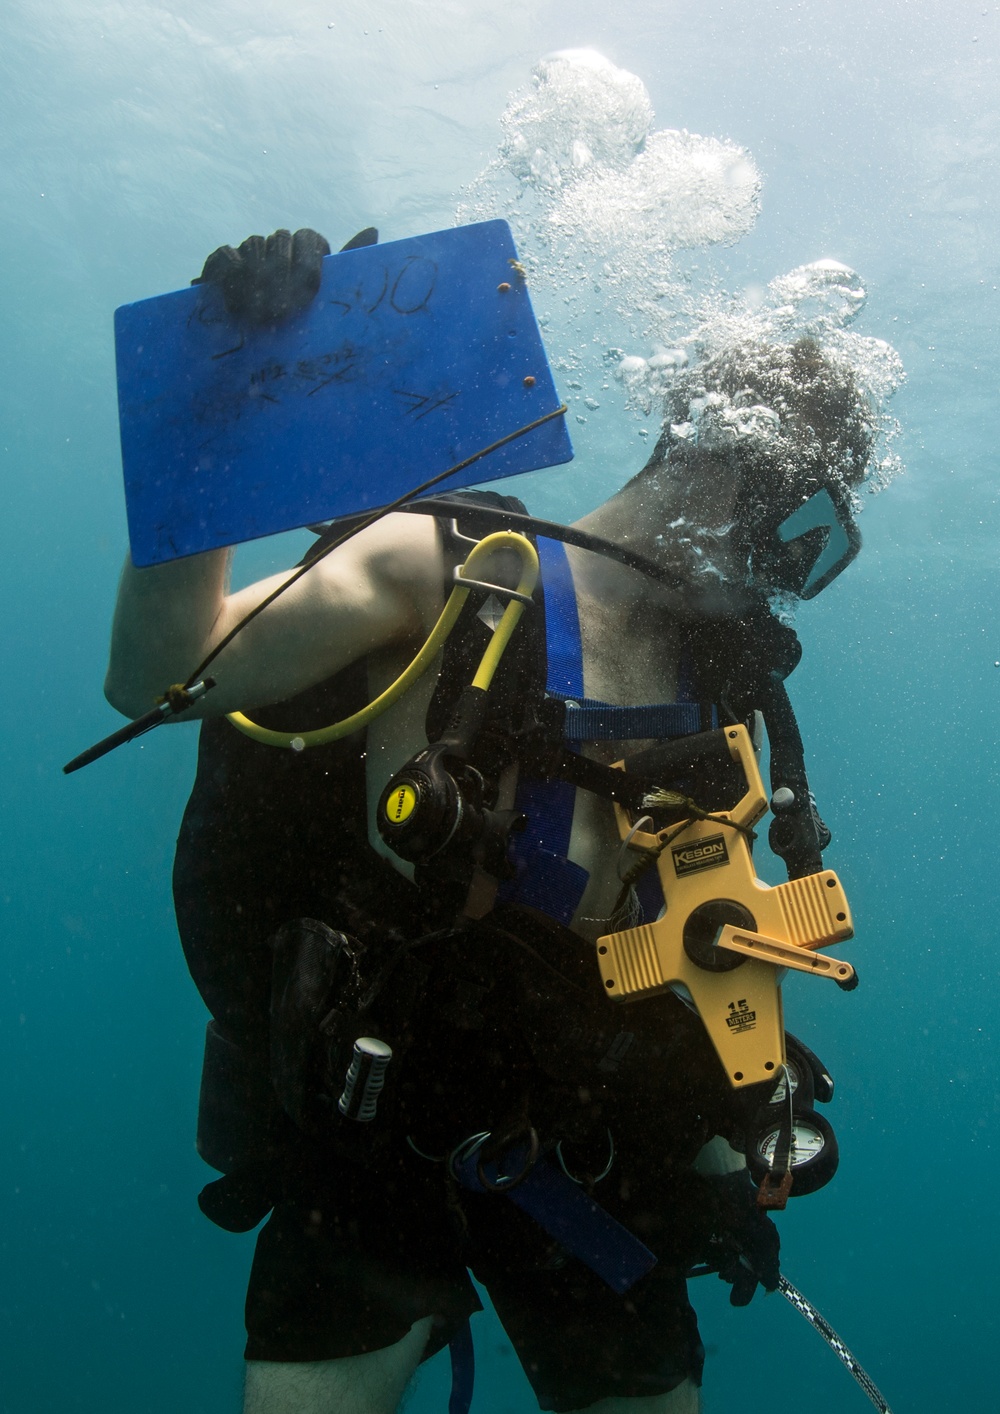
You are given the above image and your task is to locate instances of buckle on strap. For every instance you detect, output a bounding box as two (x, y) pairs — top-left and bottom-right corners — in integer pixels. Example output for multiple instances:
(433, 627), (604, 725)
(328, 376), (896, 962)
(448, 1130), (656, 1293)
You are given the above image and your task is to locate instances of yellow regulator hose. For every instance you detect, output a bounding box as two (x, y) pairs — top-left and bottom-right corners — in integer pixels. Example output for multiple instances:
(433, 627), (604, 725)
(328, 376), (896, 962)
(226, 530), (540, 749)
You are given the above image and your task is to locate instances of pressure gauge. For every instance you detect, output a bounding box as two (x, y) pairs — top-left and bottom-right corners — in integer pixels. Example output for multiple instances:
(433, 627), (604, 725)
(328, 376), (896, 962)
(764, 1057), (810, 1110)
(761, 1033), (835, 1112)
(787, 1031), (835, 1105)
(746, 1108), (839, 1196)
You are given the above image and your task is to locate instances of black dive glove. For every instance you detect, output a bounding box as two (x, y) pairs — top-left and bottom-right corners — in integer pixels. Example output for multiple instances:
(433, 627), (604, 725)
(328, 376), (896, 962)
(195, 225), (378, 325)
(703, 1170), (781, 1307)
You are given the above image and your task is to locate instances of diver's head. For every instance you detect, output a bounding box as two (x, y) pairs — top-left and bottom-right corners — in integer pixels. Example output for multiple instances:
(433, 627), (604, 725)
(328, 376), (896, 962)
(646, 335), (876, 605)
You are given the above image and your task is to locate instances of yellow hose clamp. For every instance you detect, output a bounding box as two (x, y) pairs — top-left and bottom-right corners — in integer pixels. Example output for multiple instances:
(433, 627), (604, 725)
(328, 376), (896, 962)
(596, 725), (855, 1090)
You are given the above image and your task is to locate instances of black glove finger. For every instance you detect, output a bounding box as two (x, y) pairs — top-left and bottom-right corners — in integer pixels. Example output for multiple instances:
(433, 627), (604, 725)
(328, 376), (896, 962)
(236, 232), (269, 271)
(196, 243), (252, 318)
(265, 227), (295, 271)
(740, 1203), (781, 1292)
(339, 226), (378, 252)
(293, 227), (333, 264)
(723, 1259), (760, 1308)
(760, 1266), (780, 1293)
(288, 228), (332, 306)
(198, 243), (241, 286)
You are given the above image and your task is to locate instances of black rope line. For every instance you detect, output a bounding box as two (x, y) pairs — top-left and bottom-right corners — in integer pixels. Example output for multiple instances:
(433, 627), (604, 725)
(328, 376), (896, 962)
(63, 405), (567, 775)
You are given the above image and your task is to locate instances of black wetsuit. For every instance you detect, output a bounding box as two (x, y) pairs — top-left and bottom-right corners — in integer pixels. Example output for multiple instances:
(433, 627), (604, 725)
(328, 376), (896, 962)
(174, 496), (770, 1406)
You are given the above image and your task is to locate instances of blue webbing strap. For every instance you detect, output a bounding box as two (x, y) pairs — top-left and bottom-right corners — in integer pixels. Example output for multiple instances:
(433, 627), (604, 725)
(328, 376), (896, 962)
(558, 699), (704, 741)
(497, 538), (589, 925)
(537, 535), (585, 697)
(451, 1143), (657, 1295)
(448, 1319), (475, 1414)
(498, 537), (717, 924)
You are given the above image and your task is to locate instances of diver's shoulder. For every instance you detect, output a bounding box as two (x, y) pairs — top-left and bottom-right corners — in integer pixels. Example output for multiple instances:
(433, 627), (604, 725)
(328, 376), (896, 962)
(313, 509), (444, 599)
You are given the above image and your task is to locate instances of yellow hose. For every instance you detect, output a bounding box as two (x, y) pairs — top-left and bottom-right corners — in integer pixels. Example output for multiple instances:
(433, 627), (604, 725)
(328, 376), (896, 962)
(227, 530), (540, 749)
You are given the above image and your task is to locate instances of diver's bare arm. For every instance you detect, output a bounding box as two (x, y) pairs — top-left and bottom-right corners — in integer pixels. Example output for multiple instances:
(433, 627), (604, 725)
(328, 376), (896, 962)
(105, 547), (232, 717)
(104, 513), (443, 720)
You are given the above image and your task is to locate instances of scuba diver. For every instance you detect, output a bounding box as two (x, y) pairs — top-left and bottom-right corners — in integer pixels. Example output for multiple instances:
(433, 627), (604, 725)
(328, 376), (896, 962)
(103, 228), (878, 1414)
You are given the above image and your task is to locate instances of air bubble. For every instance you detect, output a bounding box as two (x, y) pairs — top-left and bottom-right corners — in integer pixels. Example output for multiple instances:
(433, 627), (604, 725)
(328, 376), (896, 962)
(456, 50), (902, 502)
(768, 260), (867, 333)
(498, 50), (653, 193)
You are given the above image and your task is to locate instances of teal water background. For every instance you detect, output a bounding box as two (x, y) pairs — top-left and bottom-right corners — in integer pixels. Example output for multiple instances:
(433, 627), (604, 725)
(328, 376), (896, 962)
(2, 2), (998, 1410)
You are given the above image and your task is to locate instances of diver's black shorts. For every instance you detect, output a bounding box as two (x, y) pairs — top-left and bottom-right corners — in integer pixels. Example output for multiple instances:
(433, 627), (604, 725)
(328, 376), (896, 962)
(243, 1148), (705, 1410)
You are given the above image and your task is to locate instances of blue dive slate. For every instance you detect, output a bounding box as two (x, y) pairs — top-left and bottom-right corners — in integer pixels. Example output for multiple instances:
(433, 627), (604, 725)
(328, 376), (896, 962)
(115, 220), (573, 566)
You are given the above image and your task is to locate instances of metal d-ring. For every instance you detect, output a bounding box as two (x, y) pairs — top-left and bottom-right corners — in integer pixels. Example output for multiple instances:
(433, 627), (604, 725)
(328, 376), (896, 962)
(475, 1125), (541, 1192)
(448, 1130), (492, 1182)
(555, 1128), (616, 1185)
(405, 1134), (448, 1163)
(447, 518), (482, 550)
(452, 565), (535, 605)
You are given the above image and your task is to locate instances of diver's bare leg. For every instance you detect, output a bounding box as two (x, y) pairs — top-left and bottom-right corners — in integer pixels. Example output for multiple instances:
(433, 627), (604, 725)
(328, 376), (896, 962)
(243, 1315), (434, 1414)
(571, 1381), (701, 1414)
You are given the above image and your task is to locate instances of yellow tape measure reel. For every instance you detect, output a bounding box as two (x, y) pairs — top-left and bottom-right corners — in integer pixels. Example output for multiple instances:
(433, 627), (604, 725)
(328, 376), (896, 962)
(596, 725), (856, 1090)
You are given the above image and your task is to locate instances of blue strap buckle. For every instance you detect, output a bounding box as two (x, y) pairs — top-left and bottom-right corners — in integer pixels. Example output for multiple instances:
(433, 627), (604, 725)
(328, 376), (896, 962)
(449, 1133), (657, 1295)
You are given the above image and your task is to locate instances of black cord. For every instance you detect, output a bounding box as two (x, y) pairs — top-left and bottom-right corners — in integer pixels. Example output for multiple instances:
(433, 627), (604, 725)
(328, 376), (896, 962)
(63, 405), (567, 775)
(321, 497), (689, 595)
(183, 404), (568, 689)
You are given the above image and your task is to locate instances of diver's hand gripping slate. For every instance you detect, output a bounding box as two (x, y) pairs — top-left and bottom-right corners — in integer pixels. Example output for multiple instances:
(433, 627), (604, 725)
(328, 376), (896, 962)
(195, 227), (377, 325)
(596, 725), (855, 1089)
(118, 219), (572, 566)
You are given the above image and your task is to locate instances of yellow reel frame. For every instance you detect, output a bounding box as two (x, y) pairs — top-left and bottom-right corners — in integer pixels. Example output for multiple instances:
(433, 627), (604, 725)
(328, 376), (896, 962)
(595, 725), (855, 1090)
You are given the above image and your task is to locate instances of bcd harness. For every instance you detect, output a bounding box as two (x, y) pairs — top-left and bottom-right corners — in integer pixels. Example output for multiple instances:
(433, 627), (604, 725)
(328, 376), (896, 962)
(377, 499), (854, 1209)
(198, 491), (856, 1225)
(184, 491), (887, 1412)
